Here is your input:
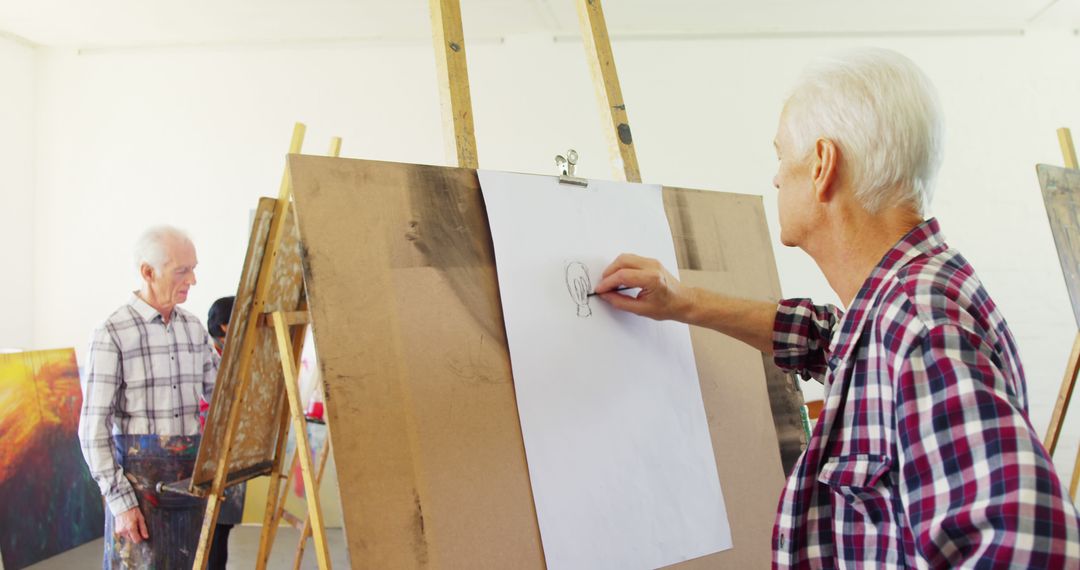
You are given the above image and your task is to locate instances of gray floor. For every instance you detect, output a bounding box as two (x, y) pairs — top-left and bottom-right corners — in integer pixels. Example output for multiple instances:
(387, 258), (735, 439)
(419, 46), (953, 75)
(26, 526), (349, 569)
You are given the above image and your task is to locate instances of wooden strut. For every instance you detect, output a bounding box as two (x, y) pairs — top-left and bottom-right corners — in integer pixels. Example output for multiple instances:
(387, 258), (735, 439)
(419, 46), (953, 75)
(1047, 331), (1080, 458)
(1064, 332), (1080, 499)
(258, 310), (311, 328)
(255, 297), (310, 570)
(292, 437), (334, 570)
(1059, 127), (1078, 169)
(576, 0), (642, 183)
(269, 310), (333, 569)
(430, 0), (478, 169)
(264, 345), (334, 568)
(428, 0), (640, 182)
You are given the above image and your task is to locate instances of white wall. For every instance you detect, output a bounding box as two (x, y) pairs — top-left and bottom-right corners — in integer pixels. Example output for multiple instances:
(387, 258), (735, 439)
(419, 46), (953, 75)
(0, 34), (35, 349)
(32, 30), (1080, 481)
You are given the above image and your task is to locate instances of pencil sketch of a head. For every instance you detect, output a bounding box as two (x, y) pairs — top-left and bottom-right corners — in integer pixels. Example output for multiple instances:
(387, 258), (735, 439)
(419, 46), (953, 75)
(566, 262), (592, 318)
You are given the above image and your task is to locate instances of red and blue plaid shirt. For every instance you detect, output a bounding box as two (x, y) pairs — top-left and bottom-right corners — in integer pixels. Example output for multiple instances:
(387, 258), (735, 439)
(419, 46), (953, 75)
(771, 218), (1080, 568)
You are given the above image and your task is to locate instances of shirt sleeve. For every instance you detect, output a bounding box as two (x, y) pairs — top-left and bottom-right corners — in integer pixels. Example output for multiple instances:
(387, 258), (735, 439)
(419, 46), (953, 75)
(772, 298), (843, 383)
(201, 332), (220, 401)
(78, 324), (138, 516)
(895, 324), (1080, 567)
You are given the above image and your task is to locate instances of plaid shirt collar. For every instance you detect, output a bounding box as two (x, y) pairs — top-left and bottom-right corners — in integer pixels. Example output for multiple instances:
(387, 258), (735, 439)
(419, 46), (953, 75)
(827, 218), (946, 365)
(128, 292), (166, 324)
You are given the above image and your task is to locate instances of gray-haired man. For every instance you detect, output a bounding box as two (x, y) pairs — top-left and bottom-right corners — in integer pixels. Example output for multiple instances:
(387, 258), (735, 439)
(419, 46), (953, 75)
(596, 49), (1080, 567)
(79, 226), (219, 569)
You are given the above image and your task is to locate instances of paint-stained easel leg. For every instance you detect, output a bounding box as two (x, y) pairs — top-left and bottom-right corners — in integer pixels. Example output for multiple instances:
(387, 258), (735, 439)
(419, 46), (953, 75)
(193, 492), (222, 568)
(430, 0), (478, 169)
(576, 0), (641, 183)
(273, 311), (332, 570)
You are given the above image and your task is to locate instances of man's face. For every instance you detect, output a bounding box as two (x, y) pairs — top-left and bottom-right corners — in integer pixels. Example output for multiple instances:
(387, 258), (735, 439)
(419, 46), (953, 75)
(772, 110), (817, 249)
(146, 239), (198, 307)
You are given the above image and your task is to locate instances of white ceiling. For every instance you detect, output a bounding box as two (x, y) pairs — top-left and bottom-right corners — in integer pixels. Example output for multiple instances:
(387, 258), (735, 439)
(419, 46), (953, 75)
(0, 0), (1076, 49)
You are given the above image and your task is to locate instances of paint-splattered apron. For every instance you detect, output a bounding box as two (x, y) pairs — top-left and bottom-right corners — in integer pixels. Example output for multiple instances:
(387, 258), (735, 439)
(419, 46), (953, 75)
(104, 435), (205, 569)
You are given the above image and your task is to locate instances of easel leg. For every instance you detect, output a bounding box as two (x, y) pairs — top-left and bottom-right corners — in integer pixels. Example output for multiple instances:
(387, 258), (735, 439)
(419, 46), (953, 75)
(293, 437), (332, 570)
(429, 0), (479, 169)
(1070, 442), (1080, 499)
(575, 0), (642, 183)
(255, 396), (293, 570)
(193, 491), (223, 569)
(272, 445), (301, 528)
(273, 311), (333, 570)
(1045, 330), (1080, 456)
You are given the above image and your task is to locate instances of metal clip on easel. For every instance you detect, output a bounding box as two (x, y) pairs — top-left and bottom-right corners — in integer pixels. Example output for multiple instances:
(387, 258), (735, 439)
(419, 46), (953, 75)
(556, 150), (588, 187)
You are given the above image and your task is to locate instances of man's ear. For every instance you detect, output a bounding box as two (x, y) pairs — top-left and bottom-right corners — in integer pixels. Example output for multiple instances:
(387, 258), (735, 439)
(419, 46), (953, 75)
(140, 263), (155, 284)
(811, 137), (840, 203)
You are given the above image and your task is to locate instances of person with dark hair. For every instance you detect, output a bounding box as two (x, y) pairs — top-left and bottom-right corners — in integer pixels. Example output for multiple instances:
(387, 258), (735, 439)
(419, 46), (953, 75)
(206, 296), (234, 355)
(202, 295), (244, 570)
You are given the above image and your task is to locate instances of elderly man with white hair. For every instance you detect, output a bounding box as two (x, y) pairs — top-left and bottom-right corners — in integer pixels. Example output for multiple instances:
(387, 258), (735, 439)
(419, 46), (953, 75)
(79, 226), (219, 569)
(596, 48), (1080, 567)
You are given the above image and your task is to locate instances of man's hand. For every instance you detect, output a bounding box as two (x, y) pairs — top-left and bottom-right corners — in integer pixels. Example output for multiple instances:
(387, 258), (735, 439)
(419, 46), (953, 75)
(595, 252), (779, 353)
(115, 506), (150, 544)
(594, 253), (697, 322)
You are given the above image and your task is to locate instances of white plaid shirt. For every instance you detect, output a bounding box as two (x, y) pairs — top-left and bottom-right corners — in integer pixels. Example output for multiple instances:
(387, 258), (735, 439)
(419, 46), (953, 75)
(78, 294), (219, 515)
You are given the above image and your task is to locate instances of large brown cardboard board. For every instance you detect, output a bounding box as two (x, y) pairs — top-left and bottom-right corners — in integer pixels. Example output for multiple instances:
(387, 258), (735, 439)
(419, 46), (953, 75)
(290, 155), (793, 568)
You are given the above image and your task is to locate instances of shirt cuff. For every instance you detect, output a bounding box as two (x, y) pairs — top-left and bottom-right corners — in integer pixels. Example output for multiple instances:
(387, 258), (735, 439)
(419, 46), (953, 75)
(107, 486), (139, 516)
(772, 298), (830, 382)
(772, 298), (810, 366)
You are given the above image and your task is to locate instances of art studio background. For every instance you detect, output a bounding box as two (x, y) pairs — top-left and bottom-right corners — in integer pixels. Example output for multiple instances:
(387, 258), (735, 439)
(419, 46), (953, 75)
(2, 0), (1080, 567)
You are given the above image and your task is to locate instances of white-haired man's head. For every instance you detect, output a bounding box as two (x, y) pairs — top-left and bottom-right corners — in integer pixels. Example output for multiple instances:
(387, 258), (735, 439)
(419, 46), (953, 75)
(781, 48), (944, 216)
(134, 226), (192, 272)
(134, 225), (198, 313)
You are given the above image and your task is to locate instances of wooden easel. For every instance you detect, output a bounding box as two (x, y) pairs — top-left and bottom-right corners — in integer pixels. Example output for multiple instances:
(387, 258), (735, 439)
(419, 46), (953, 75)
(1044, 126), (1080, 499)
(430, 0), (641, 182)
(277, 1), (799, 565)
(187, 3), (642, 568)
(189, 126), (340, 570)
(430, 0), (804, 474)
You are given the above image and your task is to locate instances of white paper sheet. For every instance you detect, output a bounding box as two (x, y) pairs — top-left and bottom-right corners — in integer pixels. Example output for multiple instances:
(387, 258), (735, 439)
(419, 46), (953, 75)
(478, 171), (732, 570)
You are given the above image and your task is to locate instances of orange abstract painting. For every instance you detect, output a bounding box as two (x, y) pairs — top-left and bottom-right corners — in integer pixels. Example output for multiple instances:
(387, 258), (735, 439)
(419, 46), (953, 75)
(0, 348), (104, 569)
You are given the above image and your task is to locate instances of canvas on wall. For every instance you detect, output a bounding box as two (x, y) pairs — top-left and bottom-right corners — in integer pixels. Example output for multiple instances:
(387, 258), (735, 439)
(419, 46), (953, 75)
(0, 348), (104, 570)
(1038, 164), (1080, 328)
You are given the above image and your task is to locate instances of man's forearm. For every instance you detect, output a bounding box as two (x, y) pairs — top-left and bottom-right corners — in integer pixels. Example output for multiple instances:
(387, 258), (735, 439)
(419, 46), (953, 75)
(680, 288), (778, 354)
(80, 431), (138, 515)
